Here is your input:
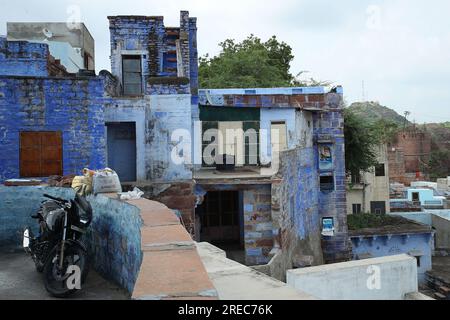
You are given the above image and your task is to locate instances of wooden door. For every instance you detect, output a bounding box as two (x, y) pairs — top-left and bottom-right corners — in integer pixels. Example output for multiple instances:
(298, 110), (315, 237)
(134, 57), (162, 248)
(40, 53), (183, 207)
(20, 131), (62, 177)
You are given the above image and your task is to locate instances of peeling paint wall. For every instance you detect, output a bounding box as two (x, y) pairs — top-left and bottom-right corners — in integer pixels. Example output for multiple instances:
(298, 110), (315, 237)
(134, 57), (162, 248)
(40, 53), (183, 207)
(104, 94), (192, 182)
(243, 185), (273, 265)
(106, 12), (197, 183)
(147, 95), (192, 181)
(270, 147), (323, 279)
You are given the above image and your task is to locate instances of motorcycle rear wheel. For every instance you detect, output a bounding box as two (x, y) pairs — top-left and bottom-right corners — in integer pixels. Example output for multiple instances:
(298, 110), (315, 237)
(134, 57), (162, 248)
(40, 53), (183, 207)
(43, 244), (89, 298)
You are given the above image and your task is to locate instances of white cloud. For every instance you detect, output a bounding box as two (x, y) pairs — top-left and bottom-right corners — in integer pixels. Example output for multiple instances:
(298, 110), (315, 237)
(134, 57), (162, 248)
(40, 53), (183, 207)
(0, 0), (448, 123)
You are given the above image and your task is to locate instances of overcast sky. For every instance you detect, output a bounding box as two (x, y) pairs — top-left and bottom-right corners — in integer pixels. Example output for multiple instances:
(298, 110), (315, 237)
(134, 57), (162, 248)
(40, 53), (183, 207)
(1, 0), (449, 123)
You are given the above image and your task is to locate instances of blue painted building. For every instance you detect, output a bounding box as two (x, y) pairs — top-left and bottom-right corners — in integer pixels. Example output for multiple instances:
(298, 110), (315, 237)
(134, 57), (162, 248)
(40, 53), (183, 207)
(0, 11), (350, 270)
(194, 87), (350, 267)
(350, 219), (434, 283)
(0, 37), (106, 181)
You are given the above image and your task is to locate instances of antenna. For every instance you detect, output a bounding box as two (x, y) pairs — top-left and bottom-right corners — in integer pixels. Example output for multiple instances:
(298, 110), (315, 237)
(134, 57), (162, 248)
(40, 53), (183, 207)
(403, 111), (411, 130)
(361, 80), (366, 102)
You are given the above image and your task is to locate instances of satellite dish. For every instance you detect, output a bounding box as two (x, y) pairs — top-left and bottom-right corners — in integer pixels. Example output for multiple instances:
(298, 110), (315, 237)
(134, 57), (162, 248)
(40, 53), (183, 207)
(42, 28), (53, 39)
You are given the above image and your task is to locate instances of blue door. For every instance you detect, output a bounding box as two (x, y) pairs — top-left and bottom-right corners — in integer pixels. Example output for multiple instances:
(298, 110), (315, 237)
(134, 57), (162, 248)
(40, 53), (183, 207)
(107, 122), (137, 182)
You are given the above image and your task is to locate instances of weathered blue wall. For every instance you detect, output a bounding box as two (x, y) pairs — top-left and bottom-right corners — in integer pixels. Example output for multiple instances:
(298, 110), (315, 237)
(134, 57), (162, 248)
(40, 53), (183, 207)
(86, 195), (143, 294)
(105, 12), (198, 183)
(273, 146), (322, 265)
(0, 75), (106, 181)
(189, 16), (199, 105)
(0, 186), (74, 247)
(243, 184), (273, 265)
(0, 37), (49, 77)
(313, 92), (350, 263)
(108, 11), (198, 93)
(351, 232), (433, 283)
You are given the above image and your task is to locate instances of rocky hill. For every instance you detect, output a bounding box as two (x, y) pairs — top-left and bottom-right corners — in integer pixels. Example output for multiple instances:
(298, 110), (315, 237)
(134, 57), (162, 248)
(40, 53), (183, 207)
(347, 101), (450, 179)
(347, 101), (410, 126)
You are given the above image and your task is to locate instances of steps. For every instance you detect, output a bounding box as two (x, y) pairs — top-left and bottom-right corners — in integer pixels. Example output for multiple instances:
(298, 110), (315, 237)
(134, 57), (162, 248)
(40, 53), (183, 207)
(424, 271), (450, 300)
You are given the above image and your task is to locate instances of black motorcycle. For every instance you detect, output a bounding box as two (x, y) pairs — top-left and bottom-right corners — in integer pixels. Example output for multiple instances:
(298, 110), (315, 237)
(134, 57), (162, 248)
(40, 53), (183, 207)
(23, 193), (93, 297)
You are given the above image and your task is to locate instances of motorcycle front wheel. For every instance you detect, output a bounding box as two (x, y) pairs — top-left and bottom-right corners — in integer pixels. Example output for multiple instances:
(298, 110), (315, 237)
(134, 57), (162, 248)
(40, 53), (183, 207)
(43, 243), (89, 298)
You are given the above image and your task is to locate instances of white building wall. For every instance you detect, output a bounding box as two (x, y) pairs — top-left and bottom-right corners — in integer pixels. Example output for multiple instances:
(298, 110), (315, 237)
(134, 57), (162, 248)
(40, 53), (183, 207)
(105, 94), (192, 182)
(148, 94), (192, 181)
(259, 109), (313, 165)
(260, 108), (296, 165)
(347, 144), (390, 214)
(295, 110), (313, 148)
(46, 41), (84, 73)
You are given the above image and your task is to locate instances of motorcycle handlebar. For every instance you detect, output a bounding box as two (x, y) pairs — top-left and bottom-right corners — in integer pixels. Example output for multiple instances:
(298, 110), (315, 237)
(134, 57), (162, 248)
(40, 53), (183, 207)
(43, 194), (66, 203)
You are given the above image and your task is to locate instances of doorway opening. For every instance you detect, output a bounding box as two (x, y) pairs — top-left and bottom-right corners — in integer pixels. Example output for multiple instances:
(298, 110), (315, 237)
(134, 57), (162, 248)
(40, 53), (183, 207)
(197, 190), (245, 264)
(106, 122), (137, 182)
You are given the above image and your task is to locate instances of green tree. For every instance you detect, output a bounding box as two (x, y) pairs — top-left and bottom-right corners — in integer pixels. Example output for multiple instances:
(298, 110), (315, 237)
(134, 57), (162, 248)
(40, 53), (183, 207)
(199, 35), (294, 88)
(344, 109), (380, 175)
(429, 149), (450, 180)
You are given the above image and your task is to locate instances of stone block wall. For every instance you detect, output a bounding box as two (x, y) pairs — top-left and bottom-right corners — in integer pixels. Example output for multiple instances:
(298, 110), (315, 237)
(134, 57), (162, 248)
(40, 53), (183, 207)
(243, 184), (273, 265)
(0, 76), (106, 181)
(108, 11), (198, 95)
(0, 37), (49, 77)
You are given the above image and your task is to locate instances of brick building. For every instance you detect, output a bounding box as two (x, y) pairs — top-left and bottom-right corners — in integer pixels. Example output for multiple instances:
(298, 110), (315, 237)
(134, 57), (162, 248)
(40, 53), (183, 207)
(388, 125), (432, 185)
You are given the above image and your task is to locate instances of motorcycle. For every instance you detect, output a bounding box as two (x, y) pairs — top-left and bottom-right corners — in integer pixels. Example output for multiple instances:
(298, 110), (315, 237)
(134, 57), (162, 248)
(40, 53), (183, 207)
(23, 193), (93, 298)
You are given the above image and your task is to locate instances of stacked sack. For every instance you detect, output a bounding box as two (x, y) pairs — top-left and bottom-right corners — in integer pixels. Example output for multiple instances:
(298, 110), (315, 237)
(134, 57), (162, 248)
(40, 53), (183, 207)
(71, 168), (122, 196)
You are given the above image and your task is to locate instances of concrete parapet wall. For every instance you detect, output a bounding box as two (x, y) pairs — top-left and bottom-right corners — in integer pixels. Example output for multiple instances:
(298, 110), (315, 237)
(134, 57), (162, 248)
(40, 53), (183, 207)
(0, 186), (74, 247)
(86, 194), (143, 293)
(287, 254), (418, 300)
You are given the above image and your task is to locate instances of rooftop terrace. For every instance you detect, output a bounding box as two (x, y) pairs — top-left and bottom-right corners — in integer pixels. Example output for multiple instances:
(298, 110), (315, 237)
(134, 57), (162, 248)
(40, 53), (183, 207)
(348, 213), (432, 236)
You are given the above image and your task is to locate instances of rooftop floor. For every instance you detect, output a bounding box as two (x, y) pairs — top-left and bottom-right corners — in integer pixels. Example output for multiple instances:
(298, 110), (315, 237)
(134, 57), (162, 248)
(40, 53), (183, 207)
(0, 249), (128, 300)
(196, 242), (315, 300)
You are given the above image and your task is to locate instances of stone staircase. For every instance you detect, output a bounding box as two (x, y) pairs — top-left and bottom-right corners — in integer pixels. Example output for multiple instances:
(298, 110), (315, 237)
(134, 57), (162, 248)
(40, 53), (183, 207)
(424, 271), (450, 300)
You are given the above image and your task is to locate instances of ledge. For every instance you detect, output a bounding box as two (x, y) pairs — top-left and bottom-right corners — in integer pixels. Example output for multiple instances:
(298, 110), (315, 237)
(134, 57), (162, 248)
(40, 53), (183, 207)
(102, 194), (217, 300)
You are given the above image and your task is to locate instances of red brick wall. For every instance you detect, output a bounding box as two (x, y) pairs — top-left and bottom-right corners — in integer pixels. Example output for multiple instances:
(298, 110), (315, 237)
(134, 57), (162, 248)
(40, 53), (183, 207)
(388, 127), (431, 184)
